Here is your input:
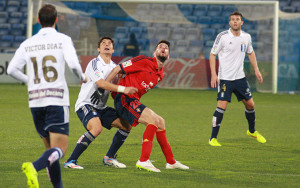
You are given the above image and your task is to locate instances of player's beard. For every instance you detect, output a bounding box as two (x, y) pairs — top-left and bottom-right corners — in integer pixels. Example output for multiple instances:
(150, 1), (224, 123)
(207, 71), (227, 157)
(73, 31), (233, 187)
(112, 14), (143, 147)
(157, 55), (167, 63)
(232, 25), (241, 32)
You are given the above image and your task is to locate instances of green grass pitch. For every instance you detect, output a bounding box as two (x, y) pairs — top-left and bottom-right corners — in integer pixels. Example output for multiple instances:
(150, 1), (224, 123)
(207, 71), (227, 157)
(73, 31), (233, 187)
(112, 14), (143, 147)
(0, 84), (299, 187)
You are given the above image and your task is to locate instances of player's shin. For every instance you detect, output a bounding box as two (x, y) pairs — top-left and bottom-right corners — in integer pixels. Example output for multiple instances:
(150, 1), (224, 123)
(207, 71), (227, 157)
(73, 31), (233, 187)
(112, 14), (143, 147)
(106, 129), (130, 158)
(33, 147), (63, 171)
(245, 108), (255, 133)
(66, 131), (95, 162)
(210, 107), (225, 139)
(140, 124), (157, 162)
(156, 129), (176, 164)
(46, 160), (62, 188)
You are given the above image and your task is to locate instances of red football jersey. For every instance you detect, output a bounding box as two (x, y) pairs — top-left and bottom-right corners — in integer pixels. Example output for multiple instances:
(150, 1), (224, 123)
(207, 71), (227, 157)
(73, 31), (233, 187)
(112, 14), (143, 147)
(116, 55), (164, 100)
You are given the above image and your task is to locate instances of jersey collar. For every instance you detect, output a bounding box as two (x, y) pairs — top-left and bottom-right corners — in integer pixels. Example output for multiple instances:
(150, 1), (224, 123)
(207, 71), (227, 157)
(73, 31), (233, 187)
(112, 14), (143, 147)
(152, 57), (164, 79)
(97, 55), (114, 66)
(228, 28), (243, 38)
(38, 27), (57, 35)
(228, 28), (235, 38)
(152, 57), (158, 69)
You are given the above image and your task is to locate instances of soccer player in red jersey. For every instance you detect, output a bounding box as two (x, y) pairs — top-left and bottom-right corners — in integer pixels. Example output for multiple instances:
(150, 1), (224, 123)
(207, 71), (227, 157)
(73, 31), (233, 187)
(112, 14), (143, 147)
(106, 40), (189, 172)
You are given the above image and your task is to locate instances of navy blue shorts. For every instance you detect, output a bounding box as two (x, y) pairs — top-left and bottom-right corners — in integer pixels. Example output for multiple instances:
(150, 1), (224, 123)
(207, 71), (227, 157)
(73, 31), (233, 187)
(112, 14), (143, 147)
(217, 77), (252, 102)
(31, 106), (70, 138)
(76, 104), (118, 130)
(114, 93), (147, 127)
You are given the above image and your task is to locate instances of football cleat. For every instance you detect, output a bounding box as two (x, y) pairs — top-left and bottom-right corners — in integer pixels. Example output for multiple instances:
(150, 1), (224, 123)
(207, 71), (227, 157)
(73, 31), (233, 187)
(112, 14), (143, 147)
(64, 160), (84, 169)
(136, 160), (161, 172)
(22, 162), (39, 188)
(209, 138), (222, 146)
(166, 161), (189, 170)
(247, 130), (266, 143)
(103, 156), (126, 168)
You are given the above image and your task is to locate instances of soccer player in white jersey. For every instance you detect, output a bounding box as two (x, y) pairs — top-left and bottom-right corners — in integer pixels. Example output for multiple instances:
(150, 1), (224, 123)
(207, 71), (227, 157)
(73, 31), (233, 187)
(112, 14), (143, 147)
(64, 36), (137, 169)
(208, 11), (266, 146)
(7, 4), (87, 188)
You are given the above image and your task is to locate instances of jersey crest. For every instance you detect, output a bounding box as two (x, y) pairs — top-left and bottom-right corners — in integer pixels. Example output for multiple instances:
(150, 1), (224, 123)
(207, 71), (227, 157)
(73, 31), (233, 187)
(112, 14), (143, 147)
(95, 71), (101, 78)
(241, 42), (246, 52)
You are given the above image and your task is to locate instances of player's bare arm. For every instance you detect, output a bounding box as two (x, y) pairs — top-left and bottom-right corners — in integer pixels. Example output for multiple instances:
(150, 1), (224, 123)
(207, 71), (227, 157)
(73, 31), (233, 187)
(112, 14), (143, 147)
(209, 53), (219, 88)
(96, 78), (137, 95)
(106, 65), (122, 83)
(113, 72), (124, 85)
(247, 51), (263, 84)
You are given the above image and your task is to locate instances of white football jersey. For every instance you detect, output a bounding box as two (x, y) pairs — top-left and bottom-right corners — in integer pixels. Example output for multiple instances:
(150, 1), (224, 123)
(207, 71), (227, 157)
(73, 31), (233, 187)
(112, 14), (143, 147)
(75, 55), (117, 111)
(211, 28), (253, 81)
(7, 28), (84, 107)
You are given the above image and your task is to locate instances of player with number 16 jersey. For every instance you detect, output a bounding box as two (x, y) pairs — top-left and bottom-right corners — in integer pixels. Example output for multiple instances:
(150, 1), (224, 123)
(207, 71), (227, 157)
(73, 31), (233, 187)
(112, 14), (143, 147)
(8, 25), (85, 108)
(7, 4), (86, 187)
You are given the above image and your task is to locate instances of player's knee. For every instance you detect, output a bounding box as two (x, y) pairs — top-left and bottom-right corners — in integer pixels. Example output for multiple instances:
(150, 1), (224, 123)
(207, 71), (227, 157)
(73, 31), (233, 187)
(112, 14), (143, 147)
(160, 117), (165, 127)
(155, 116), (165, 130)
(94, 125), (103, 136)
(123, 125), (132, 132)
(114, 119), (131, 132)
(90, 125), (103, 137)
(118, 124), (131, 132)
(246, 101), (255, 110)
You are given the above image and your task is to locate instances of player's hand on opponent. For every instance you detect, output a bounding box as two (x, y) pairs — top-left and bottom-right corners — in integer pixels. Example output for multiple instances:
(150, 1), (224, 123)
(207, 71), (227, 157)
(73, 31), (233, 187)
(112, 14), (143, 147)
(90, 88), (105, 105)
(210, 74), (219, 88)
(124, 87), (138, 95)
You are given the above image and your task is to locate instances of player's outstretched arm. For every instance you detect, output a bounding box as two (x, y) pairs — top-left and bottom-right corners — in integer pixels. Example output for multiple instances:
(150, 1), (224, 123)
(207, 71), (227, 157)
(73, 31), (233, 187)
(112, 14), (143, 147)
(106, 65), (121, 83)
(96, 79), (137, 95)
(100, 64), (138, 94)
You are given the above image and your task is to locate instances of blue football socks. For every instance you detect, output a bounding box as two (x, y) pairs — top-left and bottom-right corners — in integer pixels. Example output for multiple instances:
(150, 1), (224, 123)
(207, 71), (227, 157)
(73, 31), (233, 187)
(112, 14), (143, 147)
(47, 160), (62, 188)
(210, 107), (225, 140)
(33, 147), (63, 172)
(67, 131), (95, 162)
(106, 129), (130, 158)
(245, 108), (256, 133)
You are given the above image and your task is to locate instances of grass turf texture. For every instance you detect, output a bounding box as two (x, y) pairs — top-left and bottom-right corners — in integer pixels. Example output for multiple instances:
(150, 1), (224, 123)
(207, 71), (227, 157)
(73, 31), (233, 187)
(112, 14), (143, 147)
(0, 84), (299, 187)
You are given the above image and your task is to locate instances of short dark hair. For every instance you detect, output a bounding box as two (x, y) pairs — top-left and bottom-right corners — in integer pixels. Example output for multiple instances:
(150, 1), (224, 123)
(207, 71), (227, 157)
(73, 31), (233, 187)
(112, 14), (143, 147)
(98, 36), (114, 48)
(155, 40), (170, 51)
(38, 4), (57, 27)
(230, 11), (243, 21)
